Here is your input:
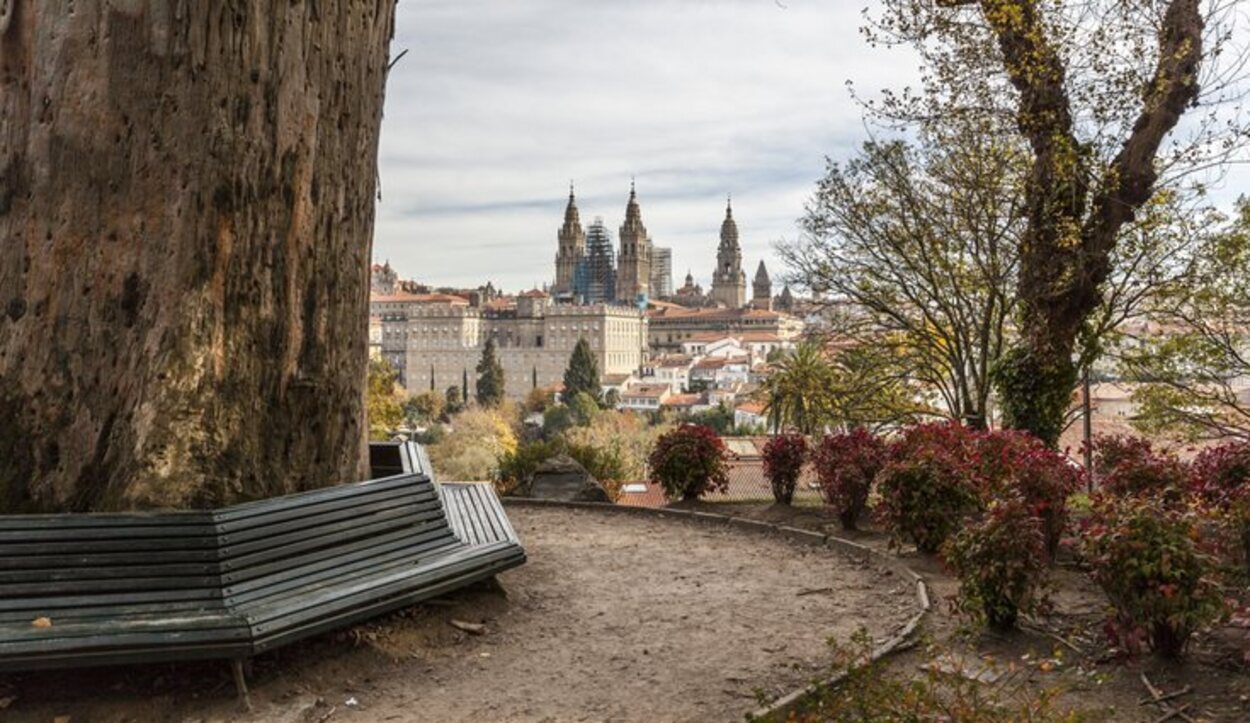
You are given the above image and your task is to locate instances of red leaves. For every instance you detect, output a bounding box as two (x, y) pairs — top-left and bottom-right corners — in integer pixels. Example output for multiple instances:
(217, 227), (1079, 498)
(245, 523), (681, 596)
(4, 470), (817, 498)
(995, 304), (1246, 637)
(813, 428), (887, 530)
(762, 431), (808, 505)
(647, 424), (730, 501)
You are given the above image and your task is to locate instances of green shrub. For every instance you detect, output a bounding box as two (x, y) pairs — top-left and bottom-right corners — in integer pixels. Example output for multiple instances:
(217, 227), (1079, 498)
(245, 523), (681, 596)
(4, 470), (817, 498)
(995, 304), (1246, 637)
(813, 428), (887, 530)
(762, 432), (808, 505)
(495, 439), (564, 495)
(496, 438), (626, 499)
(647, 424), (730, 501)
(943, 494), (1050, 631)
(1080, 495), (1227, 658)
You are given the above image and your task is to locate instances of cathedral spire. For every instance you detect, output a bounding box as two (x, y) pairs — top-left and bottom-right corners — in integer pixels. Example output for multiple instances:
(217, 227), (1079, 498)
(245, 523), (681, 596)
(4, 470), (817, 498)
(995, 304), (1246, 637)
(617, 180), (652, 304)
(555, 183), (587, 297)
(719, 196), (740, 250)
(562, 182), (582, 230)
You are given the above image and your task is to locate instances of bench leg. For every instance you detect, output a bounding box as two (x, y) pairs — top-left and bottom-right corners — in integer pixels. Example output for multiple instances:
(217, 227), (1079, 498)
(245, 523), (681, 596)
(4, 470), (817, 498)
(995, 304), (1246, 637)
(231, 658), (253, 712)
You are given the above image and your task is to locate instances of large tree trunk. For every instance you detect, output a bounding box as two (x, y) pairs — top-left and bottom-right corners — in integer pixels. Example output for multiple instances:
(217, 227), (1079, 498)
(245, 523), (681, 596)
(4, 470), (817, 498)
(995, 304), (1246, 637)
(965, 0), (1204, 446)
(0, 2), (396, 512)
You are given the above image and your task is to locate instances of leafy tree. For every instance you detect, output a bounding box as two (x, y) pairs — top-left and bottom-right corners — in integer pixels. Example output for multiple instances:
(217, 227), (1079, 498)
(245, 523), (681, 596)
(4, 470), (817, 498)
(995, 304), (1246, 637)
(1120, 201), (1250, 441)
(445, 385), (464, 416)
(541, 405), (576, 439)
(427, 408), (517, 482)
(524, 386), (556, 415)
(569, 392), (601, 427)
(405, 390), (445, 426)
(783, 128), (1022, 428)
(475, 338), (505, 408)
(563, 337), (600, 402)
(762, 341), (837, 435)
(565, 411), (672, 482)
(867, 0), (1246, 445)
(688, 402), (737, 436)
(366, 358), (404, 441)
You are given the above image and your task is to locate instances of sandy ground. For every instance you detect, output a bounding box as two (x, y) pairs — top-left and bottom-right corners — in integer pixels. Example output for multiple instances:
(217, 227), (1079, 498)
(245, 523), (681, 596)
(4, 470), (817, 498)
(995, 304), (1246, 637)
(700, 502), (1250, 722)
(2, 506), (918, 723)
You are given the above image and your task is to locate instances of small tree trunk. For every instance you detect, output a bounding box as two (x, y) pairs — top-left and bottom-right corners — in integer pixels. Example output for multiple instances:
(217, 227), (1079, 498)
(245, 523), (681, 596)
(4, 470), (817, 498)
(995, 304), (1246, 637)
(0, 2), (396, 511)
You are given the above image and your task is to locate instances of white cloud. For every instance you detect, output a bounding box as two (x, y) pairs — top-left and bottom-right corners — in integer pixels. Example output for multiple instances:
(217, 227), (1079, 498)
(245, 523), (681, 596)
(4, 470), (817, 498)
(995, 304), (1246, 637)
(372, 0), (1250, 291)
(372, 0), (922, 289)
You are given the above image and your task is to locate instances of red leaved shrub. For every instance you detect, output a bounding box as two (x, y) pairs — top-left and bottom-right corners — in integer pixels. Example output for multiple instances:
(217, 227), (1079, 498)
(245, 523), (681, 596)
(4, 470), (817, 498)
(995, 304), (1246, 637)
(762, 431), (808, 505)
(1092, 434), (1186, 500)
(1190, 440), (1250, 570)
(974, 430), (1083, 558)
(1080, 494), (1227, 658)
(647, 424), (730, 501)
(813, 428), (887, 530)
(875, 422), (982, 553)
(943, 493), (1050, 631)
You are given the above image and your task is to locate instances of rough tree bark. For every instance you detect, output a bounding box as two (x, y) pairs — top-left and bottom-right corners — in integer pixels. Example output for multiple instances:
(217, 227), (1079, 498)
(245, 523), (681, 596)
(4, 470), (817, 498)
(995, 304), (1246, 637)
(0, 2), (397, 511)
(938, 0), (1204, 445)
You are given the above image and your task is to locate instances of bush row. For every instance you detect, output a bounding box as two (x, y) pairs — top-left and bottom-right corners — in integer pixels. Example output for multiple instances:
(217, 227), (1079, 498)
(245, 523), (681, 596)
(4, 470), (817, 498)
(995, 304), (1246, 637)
(750, 424), (1248, 657)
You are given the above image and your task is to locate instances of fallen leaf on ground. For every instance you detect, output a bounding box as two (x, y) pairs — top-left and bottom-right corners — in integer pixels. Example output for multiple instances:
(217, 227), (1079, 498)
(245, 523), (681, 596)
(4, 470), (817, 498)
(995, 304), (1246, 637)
(449, 619), (486, 635)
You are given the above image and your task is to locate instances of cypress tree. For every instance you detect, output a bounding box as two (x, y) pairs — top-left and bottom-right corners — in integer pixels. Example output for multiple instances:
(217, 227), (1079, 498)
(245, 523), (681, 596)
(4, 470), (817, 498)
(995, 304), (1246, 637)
(563, 337), (600, 401)
(475, 338), (505, 408)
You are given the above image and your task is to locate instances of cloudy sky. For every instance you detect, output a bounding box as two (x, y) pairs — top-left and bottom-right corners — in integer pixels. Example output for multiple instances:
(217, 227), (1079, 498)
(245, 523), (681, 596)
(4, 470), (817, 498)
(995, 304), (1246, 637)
(372, 1), (1249, 293)
(372, 0), (924, 291)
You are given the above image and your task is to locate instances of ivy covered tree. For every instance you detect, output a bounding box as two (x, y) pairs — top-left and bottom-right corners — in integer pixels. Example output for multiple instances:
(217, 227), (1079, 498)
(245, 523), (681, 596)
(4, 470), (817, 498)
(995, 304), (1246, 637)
(865, 0), (1247, 445)
(563, 337), (600, 402)
(475, 338), (505, 408)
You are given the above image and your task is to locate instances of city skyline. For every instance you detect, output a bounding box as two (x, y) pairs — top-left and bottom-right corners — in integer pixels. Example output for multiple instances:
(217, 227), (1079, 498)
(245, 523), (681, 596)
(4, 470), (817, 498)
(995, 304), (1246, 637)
(371, 1), (918, 291)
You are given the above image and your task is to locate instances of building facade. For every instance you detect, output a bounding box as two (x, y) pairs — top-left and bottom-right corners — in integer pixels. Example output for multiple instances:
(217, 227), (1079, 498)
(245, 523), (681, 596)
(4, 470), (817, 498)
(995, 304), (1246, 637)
(371, 291), (473, 386)
(646, 305), (804, 352)
(404, 295), (648, 400)
(651, 247), (673, 299)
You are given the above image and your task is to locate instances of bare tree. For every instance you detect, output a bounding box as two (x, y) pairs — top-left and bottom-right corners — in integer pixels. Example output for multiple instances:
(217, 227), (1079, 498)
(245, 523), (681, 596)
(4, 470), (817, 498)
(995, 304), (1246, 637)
(0, 3), (397, 511)
(781, 125), (1024, 428)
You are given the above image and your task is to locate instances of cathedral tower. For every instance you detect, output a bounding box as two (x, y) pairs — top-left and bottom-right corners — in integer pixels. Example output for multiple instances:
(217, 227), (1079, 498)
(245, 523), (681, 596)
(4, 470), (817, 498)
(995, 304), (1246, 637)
(710, 198), (746, 308)
(554, 184), (586, 297)
(616, 181), (653, 305)
(752, 261), (773, 310)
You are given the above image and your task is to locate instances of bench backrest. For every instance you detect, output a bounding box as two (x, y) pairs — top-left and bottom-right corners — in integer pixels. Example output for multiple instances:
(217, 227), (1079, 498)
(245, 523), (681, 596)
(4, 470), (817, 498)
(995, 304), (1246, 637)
(0, 444), (459, 622)
(214, 473), (458, 611)
(0, 511), (226, 622)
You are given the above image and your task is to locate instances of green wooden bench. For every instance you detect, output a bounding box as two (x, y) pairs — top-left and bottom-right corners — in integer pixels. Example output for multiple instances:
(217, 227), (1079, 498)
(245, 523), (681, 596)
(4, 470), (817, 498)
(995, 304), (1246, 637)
(0, 442), (524, 704)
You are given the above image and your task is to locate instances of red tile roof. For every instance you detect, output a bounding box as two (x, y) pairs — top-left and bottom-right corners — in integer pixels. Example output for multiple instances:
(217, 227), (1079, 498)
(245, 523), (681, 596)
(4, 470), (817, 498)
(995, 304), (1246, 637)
(370, 292), (469, 305)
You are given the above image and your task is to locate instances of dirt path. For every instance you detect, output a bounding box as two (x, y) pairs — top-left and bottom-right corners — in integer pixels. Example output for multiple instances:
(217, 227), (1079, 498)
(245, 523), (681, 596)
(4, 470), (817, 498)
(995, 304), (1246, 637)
(3, 506), (918, 723)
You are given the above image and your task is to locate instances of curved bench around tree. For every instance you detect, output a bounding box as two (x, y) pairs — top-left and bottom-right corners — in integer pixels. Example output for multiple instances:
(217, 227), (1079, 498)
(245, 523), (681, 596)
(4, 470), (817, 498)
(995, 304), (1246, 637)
(0, 443), (524, 705)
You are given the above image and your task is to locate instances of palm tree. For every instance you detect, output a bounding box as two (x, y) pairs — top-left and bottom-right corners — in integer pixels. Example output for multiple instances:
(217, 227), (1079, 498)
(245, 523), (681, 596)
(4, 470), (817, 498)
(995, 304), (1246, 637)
(762, 341), (835, 435)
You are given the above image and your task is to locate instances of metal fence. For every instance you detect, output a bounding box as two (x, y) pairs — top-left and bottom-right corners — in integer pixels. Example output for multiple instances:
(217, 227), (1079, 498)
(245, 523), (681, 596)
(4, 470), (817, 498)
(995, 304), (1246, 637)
(616, 437), (829, 508)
